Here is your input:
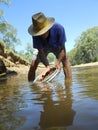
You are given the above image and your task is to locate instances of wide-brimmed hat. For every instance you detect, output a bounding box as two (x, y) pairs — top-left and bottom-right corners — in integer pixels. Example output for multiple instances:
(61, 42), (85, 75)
(28, 12), (55, 36)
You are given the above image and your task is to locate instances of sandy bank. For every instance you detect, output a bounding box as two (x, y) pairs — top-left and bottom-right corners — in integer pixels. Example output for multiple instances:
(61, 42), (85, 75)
(7, 65), (29, 74)
(7, 62), (98, 75)
(72, 62), (98, 68)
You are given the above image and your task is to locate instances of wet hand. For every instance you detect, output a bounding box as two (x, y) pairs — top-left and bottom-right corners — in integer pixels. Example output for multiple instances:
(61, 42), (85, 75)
(55, 61), (61, 72)
(38, 66), (50, 81)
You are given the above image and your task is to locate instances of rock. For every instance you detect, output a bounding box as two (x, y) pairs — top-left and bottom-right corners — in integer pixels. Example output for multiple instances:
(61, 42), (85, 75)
(0, 58), (7, 74)
(0, 40), (29, 78)
(0, 40), (5, 56)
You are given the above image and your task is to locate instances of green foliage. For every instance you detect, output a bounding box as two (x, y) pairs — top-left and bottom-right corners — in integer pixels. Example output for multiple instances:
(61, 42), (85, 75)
(0, 0), (21, 52)
(47, 53), (56, 63)
(0, 0), (29, 64)
(25, 42), (33, 62)
(1, 0), (98, 66)
(2, 24), (21, 51)
(0, 0), (11, 5)
(0, 23), (21, 52)
(67, 48), (76, 65)
(17, 43), (33, 63)
(0, 0), (11, 21)
(0, 10), (4, 18)
(0, 39), (5, 48)
(68, 26), (98, 65)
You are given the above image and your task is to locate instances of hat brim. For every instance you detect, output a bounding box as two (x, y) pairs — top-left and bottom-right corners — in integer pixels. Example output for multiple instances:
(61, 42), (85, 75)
(28, 17), (55, 36)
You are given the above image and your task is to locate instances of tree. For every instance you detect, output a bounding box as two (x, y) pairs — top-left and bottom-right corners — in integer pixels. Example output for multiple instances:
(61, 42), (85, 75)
(47, 53), (56, 64)
(0, 0), (21, 52)
(0, 0), (11, 20)
(68, 26), (98, 65)
(0, 0), (11, 5)
(23, 42), (33, 63)
(2, 24), (21, 51)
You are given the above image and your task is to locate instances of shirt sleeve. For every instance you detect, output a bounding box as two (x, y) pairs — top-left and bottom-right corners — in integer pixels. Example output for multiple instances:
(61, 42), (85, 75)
(58, 25), (67, 46)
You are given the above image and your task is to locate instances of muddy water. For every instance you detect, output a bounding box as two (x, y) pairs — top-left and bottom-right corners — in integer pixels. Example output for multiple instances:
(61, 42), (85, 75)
(0, 66), (98, 130)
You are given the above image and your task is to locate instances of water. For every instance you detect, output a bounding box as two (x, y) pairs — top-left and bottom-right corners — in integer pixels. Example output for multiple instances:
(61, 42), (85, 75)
(0, 66), (98, 130)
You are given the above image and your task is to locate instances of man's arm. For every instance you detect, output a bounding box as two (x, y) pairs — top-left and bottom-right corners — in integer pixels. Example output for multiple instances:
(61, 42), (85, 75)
(55, 45), (66, 71)
(38, 49), (50, 80)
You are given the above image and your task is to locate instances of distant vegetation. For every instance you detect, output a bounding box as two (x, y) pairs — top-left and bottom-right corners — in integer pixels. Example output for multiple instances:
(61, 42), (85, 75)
(0, 0), (98, 66)
(68, 26), (98, 65)
(0, 0), (33, 63)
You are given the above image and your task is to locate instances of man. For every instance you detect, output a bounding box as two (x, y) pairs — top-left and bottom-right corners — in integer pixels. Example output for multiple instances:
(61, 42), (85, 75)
(28, 12), (72, 81)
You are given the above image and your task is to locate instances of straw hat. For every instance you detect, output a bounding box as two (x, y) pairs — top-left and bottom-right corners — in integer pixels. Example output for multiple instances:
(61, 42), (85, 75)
(28, 12), (55, 36)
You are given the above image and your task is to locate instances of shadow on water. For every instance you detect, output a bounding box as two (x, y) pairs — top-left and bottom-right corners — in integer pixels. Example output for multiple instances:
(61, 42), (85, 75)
(0, 71), (75, 130)
(31, 78), (75, 130)
(0, 66), (98, 130)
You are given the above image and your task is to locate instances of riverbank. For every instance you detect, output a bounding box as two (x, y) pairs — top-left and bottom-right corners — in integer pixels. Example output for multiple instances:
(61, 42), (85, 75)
(7, 64), (29, 74)
(72, 62), (98, 68)
(7, 61), (98, 75)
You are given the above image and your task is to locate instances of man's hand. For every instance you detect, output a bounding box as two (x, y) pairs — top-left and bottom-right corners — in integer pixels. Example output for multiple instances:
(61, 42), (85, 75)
(38, 66), (50, 81)
(55, 61), (61, 72)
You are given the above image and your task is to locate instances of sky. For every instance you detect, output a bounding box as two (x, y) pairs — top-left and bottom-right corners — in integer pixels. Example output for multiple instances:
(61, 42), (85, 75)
(0, 0), (98, 52)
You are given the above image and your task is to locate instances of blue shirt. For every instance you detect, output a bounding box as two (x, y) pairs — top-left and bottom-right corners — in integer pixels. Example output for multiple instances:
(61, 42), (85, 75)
(33, 23), (67, 49)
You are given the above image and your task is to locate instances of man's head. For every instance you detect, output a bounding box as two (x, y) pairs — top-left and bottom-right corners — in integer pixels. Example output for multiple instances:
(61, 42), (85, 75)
(28, 12), (55, 36)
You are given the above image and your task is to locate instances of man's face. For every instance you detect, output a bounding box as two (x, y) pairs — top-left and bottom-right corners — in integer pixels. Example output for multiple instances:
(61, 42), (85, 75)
(41, 31), (49, 38)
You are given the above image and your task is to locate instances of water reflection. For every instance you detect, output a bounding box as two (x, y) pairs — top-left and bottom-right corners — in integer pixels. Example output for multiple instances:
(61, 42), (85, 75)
(0, 75), (28, 130)
(72, 66), (98, 100)
(31, 78), (75, 129)
(0, 66), (98, 130)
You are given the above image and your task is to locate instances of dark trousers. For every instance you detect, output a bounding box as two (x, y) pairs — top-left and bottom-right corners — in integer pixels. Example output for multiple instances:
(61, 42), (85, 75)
(28, 46), (72, 81)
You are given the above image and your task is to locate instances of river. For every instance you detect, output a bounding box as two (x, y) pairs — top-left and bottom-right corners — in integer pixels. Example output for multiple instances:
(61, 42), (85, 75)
(0, 65), (98, 130)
